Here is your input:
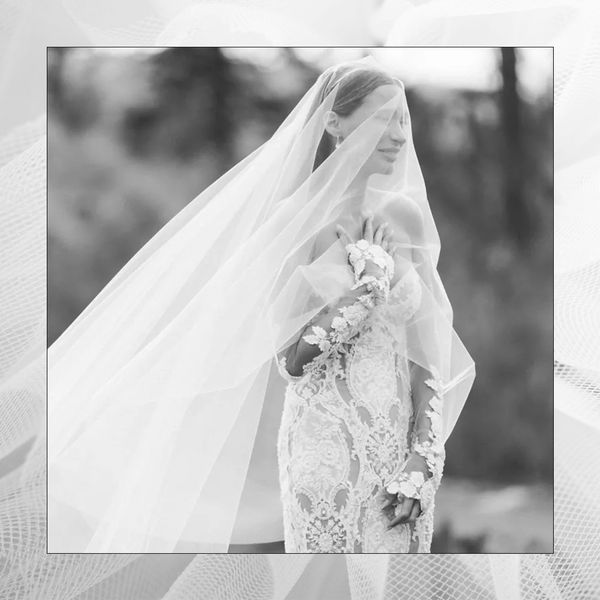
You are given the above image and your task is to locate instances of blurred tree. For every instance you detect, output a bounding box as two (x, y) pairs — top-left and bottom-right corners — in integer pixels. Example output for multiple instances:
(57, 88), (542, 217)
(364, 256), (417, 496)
(47, 48), (67, 110)
(499, 48), (533, 248)
(48, 48), (102, 131)
(123, 48), (235, 163)
(48, 48), (553, 486)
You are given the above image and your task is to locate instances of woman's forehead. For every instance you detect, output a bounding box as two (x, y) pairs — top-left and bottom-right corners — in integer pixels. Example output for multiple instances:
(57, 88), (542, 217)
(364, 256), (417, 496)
(360, 84), (407, 115)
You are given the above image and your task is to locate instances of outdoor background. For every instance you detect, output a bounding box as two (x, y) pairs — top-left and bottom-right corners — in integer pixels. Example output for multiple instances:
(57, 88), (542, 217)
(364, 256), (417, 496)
(47, 47), (553, 553)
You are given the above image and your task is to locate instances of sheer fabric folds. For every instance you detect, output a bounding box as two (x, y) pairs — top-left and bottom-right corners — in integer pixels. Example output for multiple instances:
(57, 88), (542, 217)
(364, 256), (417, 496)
(48, 56), (475, 553)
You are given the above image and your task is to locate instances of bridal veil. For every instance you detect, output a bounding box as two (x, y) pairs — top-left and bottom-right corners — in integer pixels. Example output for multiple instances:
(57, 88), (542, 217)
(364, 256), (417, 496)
(48, 55), (475, 552)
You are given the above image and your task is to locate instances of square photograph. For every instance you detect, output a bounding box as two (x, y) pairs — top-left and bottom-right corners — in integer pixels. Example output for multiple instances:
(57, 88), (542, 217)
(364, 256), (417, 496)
(47, 46), (552, 554)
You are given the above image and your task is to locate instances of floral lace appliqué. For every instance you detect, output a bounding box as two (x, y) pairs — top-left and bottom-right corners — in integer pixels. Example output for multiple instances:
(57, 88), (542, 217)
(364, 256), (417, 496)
(410, 366), (446, 552)
(277, 265), (437, 553)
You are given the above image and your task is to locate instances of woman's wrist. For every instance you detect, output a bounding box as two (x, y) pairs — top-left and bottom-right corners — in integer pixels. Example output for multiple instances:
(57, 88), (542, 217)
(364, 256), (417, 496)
(346, 239), (395, 277)
(346, 239), (394, 305)
(385, 470), (426, 500)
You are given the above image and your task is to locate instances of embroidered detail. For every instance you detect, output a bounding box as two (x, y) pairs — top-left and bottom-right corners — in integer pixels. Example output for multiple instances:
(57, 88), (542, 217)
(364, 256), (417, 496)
(302, 299), (370, 352)
(303, 325), (332, 353)
(408, 366), (446, 551)
(346, 240), (395, 302)
(277, 263), (430, 553)
(345, 239), (395, 283)
(386, 470), (426, 499)
(424, 367), (445, 396)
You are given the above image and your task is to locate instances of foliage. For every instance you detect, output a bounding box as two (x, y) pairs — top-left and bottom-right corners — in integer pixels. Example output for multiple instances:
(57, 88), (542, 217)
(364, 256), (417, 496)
(47, 48), (553, 484)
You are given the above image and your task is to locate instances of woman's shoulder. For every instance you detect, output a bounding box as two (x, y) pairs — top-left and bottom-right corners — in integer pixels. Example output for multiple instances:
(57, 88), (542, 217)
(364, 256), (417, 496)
(380, 192), (425, 240)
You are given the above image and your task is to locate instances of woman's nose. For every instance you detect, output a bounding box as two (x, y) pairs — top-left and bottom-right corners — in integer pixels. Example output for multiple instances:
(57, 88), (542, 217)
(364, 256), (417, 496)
(389, 122), (406, 146)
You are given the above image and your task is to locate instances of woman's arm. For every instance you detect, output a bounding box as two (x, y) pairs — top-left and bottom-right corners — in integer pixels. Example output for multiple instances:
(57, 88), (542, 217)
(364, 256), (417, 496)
(283, 215), (396, 378)
(406, 362), (445, 482)
(384, 362), (445, 529)
(284, 283), (377, 377)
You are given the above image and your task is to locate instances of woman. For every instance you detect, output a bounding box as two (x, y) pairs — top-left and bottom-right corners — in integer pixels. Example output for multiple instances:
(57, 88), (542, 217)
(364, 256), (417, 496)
(48, 56), (475, 553)
(276, 65), (448, 552)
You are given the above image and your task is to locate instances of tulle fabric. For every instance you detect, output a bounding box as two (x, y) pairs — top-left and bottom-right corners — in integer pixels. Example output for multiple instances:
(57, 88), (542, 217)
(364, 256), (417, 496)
(47, 55), (475, 553)
(0, 0), (597, 596)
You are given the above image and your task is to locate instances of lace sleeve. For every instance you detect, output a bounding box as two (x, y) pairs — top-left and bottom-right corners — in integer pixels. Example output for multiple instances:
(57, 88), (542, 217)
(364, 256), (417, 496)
(412, 368), (446, 550)
(386, 265), (423, 324)
(278, 289), (377, 380)
(279, 240), (395, 380)
(276, 355), (305, 383)
(409, 366), (445, 498)
(385, 363), (446, 550)
(302, 291), (375, 351)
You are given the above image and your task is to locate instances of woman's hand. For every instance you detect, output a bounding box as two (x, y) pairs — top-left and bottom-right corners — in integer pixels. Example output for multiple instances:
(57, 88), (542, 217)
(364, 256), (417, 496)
(336, 214), (398, 279)
(382, 490), (422, 529)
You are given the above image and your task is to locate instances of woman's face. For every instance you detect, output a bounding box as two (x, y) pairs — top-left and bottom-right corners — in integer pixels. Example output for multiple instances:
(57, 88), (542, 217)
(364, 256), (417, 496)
(338, 84), (408, 177)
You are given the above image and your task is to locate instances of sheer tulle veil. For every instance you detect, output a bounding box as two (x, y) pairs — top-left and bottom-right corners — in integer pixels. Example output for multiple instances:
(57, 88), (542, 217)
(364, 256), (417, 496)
(48, 55), (475, 552)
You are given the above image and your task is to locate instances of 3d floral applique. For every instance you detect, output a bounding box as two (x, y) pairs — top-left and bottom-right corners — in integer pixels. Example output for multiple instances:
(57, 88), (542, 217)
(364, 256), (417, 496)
(346, 239), (395, 303)
(303, 325), (332, 353)
(424, 379), (442, 396)
(385, 470), (426, 499)
(277, 240), (443, 553)
(407, 367), (446, 550)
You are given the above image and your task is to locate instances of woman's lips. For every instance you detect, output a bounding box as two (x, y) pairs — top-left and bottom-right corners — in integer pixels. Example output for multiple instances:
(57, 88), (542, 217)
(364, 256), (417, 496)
(379, 148), (399, 160)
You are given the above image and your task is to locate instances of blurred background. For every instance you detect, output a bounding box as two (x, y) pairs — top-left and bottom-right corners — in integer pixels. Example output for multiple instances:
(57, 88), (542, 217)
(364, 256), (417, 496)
(48, 47), (553, 553)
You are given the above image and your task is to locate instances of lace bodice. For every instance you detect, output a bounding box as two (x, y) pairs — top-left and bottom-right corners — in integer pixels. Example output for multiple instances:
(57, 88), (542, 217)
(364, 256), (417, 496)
(276, 265), (444, 553)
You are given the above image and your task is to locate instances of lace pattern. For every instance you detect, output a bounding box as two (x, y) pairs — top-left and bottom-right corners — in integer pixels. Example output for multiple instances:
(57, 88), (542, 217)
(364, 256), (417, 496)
(276, 265), (441, 553)
(410, 368), (446, 552)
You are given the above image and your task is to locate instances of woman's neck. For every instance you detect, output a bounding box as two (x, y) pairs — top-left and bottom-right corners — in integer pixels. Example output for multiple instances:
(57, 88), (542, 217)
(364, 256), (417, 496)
(343, 176), (370, 217)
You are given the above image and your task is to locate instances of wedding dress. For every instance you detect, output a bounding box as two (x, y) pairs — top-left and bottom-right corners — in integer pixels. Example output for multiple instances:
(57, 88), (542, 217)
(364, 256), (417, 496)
(277, 261), (444, 553)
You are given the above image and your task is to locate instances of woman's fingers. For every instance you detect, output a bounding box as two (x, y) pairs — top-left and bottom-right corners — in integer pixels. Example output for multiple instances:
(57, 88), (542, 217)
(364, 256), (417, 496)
(387, 498), (415, 529)
(385, 238), (399, 257)
(381, 225), (400, 257)
(363, 215), (374, 243)
(407, 500), (422, 523)
(347, 215), (400, 258)
(373, 222), (385, 246)
(336, 225), (353, 246)
(382, 496), (394, 509)
(382, 492), (421, 528)
(382, 225), (395, 246)
(381, 490), (398, 511)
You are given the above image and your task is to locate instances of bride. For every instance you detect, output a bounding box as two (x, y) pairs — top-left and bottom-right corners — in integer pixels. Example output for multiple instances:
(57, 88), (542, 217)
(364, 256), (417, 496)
(48, 55), (475, 554)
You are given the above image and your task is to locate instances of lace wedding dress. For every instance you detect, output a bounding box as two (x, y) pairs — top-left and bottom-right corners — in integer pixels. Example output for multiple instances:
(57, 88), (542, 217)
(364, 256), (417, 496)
(277, 264), (445, 553)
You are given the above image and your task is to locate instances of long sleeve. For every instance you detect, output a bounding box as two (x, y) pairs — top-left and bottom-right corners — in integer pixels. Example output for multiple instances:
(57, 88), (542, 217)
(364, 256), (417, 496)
(408, 364), (445, 488)
(384, 259), (444, 494)
(279, 238), (396, 381)
(279, 283), (379, 380)
(405, 363), (446, 550)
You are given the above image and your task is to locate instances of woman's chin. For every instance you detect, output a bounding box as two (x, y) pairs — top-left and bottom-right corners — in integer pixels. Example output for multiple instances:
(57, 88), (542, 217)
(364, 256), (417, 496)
(363, 159), (396, 180)
(377, 161), (395, 176)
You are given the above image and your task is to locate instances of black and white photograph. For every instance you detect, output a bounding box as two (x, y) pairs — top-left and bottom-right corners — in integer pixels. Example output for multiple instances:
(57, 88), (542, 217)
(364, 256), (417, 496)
(47, 47), (552, 555)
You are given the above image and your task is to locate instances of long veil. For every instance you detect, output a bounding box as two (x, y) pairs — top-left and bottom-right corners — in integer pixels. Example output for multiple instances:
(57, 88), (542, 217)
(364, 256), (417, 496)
(48, 55), (475, 553)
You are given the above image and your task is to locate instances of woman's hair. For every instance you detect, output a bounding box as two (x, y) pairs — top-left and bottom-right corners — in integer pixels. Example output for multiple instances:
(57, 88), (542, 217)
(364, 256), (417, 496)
(308, 64), (399, 171)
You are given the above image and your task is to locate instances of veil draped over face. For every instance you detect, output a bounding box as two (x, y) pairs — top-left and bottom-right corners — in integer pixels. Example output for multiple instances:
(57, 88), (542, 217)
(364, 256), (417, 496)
(48, 55), (475, 552)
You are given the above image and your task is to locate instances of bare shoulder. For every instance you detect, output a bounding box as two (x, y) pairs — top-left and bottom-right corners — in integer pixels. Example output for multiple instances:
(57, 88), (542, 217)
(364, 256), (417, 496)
(382, 193), (425, 241)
